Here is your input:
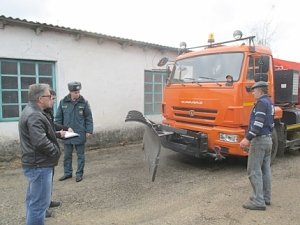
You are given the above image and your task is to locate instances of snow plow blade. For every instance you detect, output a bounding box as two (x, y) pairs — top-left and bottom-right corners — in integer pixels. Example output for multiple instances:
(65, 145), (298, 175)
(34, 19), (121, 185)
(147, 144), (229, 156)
(143, 126), (162, 181)
(125, 110), (172, 181)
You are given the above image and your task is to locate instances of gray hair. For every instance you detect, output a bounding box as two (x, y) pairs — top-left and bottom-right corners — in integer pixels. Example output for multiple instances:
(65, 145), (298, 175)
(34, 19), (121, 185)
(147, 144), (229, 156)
(28, 83), (50, 102)
(259, 86), (268, 94)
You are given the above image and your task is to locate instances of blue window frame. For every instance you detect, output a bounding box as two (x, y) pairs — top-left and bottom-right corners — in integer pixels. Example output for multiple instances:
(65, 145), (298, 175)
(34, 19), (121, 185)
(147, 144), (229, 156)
(144, 70), (167, 115)
(0, 59), (56, 121)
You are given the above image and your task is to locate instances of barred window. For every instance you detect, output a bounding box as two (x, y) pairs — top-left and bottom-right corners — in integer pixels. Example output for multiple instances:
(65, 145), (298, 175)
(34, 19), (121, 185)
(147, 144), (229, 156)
(0, 59), (56, 121)
(144, 70), (167, 115)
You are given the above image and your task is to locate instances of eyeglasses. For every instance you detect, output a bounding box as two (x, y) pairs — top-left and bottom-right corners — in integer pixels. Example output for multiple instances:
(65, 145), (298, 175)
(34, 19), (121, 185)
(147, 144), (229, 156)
(41, 95), (56, 100)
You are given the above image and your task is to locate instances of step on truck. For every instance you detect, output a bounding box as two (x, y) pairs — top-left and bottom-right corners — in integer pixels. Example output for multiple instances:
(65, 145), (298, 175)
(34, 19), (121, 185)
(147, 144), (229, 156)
(125, 30), (300, 181)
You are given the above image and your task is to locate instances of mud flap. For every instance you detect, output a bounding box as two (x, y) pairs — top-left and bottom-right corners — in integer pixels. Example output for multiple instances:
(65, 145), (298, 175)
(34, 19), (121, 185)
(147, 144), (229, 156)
(143, 126), (162, 182)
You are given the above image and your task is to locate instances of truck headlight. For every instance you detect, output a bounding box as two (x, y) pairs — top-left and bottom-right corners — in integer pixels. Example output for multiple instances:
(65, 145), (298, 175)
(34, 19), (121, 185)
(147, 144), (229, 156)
(219, 133), (238, 143)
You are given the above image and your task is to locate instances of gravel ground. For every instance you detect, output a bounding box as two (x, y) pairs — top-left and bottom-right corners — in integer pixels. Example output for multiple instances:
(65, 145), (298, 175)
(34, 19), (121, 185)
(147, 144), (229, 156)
(0, 143), (300, 225)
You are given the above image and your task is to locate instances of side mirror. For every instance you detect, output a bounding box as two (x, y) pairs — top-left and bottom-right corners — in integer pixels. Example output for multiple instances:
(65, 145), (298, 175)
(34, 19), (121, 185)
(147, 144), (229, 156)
(165, 66), (172, 86)
(167, 66), (171, 76)
(157, 57), (169, 67)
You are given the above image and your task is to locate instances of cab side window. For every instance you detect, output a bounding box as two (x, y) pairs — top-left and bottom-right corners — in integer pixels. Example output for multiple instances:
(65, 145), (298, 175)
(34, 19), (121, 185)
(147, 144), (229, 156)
(247, 56), (255, 80)
(247, 56), (264, 80)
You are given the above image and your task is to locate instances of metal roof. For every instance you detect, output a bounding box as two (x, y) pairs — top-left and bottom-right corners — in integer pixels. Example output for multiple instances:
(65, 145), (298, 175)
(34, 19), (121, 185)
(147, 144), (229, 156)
(0, 15), (179, 52)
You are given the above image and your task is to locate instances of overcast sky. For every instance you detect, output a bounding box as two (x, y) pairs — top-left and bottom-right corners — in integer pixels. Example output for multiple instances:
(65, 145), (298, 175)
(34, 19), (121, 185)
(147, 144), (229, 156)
(1, 0), (299, 62)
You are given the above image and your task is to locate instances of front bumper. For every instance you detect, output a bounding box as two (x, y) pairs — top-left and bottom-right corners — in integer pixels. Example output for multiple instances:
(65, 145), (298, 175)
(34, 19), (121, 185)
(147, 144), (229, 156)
(159, 125), (209, 158)
(159, 125), (229, 159)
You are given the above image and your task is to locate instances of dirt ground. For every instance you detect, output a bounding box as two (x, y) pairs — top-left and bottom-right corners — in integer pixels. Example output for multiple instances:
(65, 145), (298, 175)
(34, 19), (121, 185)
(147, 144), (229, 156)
(0, 143), (300, 225)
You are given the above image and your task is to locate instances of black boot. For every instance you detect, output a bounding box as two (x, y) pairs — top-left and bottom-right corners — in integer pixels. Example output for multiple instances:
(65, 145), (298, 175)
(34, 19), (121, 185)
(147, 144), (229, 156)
(49, 201), (61, 208)
(46, 209), (52, 218)
(58, 175), (72, 181)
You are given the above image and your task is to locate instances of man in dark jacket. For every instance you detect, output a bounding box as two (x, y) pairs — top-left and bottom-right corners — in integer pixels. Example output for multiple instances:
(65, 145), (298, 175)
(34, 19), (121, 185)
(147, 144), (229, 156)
(19, 83), (63, 225)
(44, 90), (73, 217)
(240, 81), (274, 211)
(56, 81), (94, 182)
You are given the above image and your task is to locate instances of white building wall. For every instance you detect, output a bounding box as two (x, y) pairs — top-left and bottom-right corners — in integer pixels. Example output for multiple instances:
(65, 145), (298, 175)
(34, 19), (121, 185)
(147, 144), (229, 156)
(0, 24), (177, 141)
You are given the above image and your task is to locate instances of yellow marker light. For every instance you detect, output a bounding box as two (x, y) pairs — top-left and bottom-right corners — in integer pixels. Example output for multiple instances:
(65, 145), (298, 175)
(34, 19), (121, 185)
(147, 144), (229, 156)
(243, 102), (254, 107)
(208, 33), (215, 43)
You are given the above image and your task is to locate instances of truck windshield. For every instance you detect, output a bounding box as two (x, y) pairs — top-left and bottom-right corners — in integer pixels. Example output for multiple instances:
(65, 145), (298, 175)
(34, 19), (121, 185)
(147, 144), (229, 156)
(171, 52), (244, 83)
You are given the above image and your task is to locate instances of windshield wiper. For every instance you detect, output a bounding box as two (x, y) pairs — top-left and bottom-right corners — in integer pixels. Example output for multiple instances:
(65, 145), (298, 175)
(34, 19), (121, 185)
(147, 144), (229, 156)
(197, 76), (216, 80)
(183, 77), (195, 81)
(181, 77), (203, 86)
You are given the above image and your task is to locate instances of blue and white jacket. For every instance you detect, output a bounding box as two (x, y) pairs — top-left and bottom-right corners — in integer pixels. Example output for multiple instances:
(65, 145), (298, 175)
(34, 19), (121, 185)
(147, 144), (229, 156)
(246, 95), (274, 141)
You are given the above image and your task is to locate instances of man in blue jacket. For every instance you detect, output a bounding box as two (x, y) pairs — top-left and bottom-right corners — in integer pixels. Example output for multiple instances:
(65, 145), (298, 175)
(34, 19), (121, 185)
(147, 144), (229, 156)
(240, 81), (274, 210)
(56, 81), (94, 182)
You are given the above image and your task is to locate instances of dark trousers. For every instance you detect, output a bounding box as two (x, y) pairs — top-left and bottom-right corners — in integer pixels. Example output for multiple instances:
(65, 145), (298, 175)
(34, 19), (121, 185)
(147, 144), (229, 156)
(63, 144), (85, 177)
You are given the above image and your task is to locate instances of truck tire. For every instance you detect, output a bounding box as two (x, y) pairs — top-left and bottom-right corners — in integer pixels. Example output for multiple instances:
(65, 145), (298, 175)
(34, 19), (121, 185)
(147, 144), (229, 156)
(271, 129), (278, 164)
(275, 125), (285, 157)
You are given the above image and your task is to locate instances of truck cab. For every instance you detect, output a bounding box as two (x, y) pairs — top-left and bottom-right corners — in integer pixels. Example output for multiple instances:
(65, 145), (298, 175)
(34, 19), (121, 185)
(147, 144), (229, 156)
(160, 32), (281, 159)
(125, 31), (300, 180)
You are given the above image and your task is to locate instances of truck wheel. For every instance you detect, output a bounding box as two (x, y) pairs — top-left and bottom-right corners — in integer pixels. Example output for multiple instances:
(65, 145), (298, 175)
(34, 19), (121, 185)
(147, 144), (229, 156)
(271, 129), (278, 164)
(275, 126), (285, 157)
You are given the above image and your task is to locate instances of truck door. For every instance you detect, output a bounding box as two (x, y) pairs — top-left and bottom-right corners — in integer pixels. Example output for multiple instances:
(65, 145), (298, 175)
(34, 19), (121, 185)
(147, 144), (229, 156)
(242, 55), (269, 122)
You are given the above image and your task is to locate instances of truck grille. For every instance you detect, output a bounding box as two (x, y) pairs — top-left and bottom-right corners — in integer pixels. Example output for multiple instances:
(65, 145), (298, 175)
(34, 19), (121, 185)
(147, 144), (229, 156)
(173, 106), (218, 125)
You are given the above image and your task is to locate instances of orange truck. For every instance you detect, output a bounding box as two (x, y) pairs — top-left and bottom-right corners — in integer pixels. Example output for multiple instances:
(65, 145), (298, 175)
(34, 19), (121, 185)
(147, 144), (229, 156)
(126, 31), (300, 180)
